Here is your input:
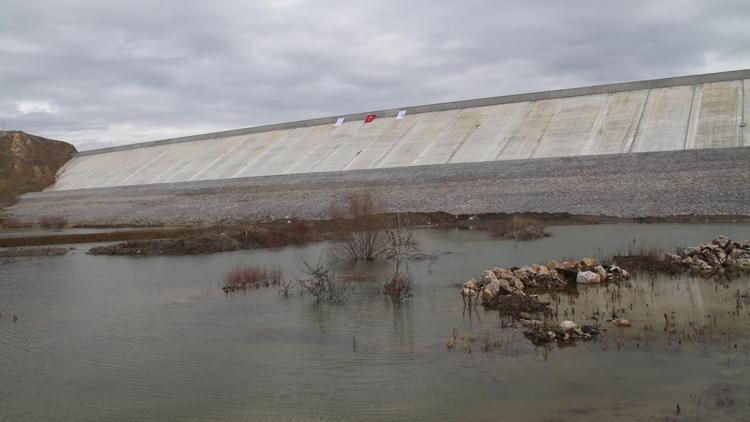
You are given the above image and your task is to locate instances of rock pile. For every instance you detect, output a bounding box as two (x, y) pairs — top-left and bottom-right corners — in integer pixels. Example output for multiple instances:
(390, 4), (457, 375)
(523, 320), (600, 346)
(460, 258), (630, 314)
(665, 236), (750, 274)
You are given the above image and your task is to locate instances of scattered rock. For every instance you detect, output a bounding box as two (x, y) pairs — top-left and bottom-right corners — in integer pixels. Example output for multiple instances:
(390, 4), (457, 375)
(559, 320), (578, 332)
(524, 323), (599, 346)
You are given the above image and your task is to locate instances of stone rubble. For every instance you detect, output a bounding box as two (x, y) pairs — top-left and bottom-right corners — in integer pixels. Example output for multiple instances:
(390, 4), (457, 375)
(665, 236), (750, 274)
(460, 258), (631, 313)
(523, 320), (601, 346)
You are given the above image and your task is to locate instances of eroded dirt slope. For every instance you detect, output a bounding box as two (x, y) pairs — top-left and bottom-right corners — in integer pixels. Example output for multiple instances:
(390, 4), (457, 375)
(0, 131), (76, 208)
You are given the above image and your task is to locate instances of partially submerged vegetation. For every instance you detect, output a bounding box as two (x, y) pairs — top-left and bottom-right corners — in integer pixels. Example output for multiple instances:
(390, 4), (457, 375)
(298, 260), (349, 304)
(221, 265), (283, 293)
(328, 192), (389, 261)
(220, 259), (350, 304)
(487, 216), (548, 240)
(382, 219), (421, 300)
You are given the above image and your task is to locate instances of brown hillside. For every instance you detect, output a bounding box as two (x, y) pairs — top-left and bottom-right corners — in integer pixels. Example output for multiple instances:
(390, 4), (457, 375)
(0, 131), (77, 207)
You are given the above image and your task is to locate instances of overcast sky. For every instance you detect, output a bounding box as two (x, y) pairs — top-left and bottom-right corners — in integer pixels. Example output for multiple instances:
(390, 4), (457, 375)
(1, 0), (749, 149)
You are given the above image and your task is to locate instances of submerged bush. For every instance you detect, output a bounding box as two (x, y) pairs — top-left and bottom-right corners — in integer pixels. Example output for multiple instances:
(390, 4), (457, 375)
(298, 259), (348, 304)
(382, 216), (421, 301)
(329, 191), (390, 261)
(383, 273), (413, 300)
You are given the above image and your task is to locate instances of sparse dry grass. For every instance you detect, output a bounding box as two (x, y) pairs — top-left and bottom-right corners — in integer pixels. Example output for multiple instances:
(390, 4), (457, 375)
(222, 265), (283, 292)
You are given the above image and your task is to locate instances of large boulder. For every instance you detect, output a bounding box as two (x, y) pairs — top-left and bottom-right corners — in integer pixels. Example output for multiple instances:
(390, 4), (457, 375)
(463, 278), (479, 291)
(576, 271), (601, 284)
(479, 270), (499, 286)
(493, 268), (514, 280)
(580, 257), (597, 267)
(482, 280), (501, 301)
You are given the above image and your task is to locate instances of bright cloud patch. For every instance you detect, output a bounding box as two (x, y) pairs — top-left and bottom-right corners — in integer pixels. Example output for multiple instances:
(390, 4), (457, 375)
(16, 100), (58, 115)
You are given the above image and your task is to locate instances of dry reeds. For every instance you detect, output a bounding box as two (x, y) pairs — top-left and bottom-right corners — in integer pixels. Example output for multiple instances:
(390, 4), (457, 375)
(222, 265), (283, 292)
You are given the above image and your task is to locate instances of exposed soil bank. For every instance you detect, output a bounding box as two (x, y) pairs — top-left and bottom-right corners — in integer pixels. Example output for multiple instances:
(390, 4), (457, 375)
(9, 147), (750, 226)
(0, 227), (208, 248)
(0, 247), (68, 258)
(0, 131), (75, 211)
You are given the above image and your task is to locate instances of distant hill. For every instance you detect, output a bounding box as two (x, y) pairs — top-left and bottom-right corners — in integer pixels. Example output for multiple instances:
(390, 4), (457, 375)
(0, 131), (77, 208)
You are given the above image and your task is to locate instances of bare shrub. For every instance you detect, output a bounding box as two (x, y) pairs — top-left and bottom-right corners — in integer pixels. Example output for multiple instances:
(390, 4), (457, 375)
(488, 216), (548, 241)
(279, 279), (296, 297)
(329, 192), (389, 261)
(38, 215), (67, 230)
(383, 273), (414, 300)
(382, 215), (421, 300)
(222, 265), (283, 293)
(298, 259), (348, 304)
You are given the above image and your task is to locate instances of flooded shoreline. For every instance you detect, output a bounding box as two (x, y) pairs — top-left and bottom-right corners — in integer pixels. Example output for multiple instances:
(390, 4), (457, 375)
(2, 223), (750, 420)
(3, 211), (750, 251)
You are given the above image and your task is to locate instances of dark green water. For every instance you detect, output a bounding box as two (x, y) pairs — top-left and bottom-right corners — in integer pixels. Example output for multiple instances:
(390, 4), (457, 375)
(2, 224), (750, 421)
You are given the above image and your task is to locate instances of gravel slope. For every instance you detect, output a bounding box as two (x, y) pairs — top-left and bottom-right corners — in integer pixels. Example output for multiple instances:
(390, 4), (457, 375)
(9, 147), (750, 226)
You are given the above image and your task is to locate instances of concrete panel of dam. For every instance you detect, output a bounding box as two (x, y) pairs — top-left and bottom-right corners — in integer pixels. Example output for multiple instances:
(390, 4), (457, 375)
(630, 86), (694, 153)
(448, 102), (527, 163)
(377, 110), (461, 168)
(687, 80), (743, 150)
(581, 90), (648, 155)
(49, 70), (750, 192)
(531, 94), (605, 159)
(495, 99), (562, 160)
(342, 115), (419, 170)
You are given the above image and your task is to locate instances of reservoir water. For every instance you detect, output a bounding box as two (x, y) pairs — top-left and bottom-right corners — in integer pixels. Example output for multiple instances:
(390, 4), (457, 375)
(2, 224), (750, 421)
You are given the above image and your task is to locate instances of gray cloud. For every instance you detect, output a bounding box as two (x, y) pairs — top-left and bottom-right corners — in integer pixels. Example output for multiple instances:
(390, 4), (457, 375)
(1, 0), (749, 149)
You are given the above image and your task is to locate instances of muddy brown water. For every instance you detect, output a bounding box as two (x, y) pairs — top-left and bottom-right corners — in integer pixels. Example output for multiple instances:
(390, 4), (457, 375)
(2, 223), (750, 421)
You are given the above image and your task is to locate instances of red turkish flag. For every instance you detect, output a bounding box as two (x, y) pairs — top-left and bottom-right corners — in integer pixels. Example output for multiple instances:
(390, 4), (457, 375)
(364, 114), (376, 123)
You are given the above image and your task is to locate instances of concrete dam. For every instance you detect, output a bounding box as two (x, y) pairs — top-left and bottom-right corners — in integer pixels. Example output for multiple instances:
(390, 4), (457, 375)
(10, 69), (750, 224)
(52, 70), (748, 191)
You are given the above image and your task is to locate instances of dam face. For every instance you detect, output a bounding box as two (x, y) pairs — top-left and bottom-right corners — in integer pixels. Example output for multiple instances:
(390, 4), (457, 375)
(50, 70), (750, 192)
